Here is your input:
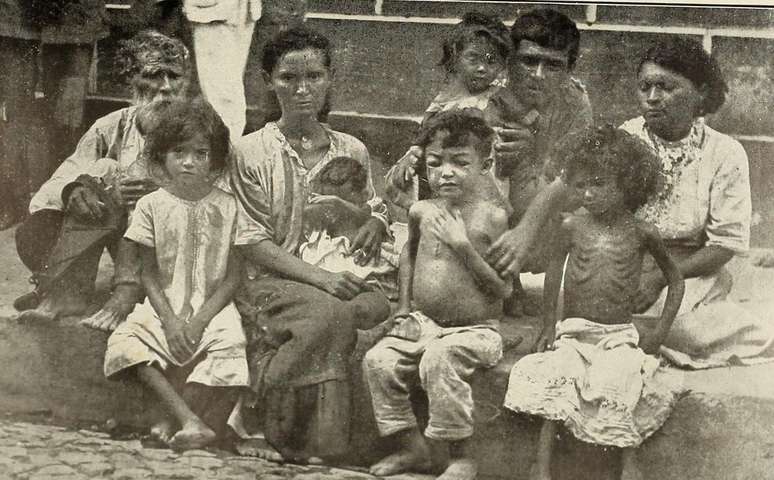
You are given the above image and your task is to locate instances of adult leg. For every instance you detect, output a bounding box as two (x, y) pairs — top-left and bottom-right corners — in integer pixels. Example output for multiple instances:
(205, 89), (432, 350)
(363, 337), (432, 476)
(82, 238), (143, 331)
(349, 290), (391, 330)
(13, 210), (64, 310)
(191, 19), (255, 141)
(420, 328), (503, 480)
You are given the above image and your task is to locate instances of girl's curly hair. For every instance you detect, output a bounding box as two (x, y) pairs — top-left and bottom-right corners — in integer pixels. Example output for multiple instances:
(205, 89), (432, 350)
(440, 11), (511, 74)
(138, 97), (230, 173)
(561, 124), (661, 212)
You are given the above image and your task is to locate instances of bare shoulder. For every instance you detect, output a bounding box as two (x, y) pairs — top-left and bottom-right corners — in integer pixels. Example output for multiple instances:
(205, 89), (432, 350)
(409, 199), (439, 221)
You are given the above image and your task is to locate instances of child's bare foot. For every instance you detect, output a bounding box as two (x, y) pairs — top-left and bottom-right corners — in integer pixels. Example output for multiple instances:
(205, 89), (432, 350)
(234, 440), (285, 463)
(80, 284), (140, 331)
(149, 418), (176, 446)
(437, 457), (477, 480)
(168, 420), (216, 451)
(369, 447), (433, 476)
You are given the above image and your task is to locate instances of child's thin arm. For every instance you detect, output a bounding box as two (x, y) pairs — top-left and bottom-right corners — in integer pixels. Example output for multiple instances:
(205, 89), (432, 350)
(536, 218), (571, 352)
(396, 204), (422, 315)
(185, 250), (243, 341)
(642, 223), (685, 353)
(139, 244), (177, 325)
(139, 244), (195, 361)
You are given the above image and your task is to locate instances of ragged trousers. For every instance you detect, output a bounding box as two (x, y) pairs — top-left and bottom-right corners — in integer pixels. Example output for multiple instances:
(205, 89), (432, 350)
(363, 317), (502, 441)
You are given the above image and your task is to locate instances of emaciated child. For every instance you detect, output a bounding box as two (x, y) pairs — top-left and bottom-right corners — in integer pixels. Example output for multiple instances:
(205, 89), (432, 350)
(364, 109), (512, 480)
(503, 125), (685, 480)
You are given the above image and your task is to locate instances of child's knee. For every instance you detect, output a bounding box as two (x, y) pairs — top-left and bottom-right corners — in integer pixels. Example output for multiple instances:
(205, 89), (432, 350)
(363, 343), (399, 377)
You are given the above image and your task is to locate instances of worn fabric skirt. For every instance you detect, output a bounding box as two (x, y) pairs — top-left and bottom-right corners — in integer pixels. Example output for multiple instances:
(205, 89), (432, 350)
(104, 300), (249, 387)
(504, 318), (681, 448)
(232, 275), (388, 458)
(640, 265), (774, 369)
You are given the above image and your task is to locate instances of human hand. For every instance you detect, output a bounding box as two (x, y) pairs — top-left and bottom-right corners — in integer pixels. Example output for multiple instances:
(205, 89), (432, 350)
(633, 272), (665, 314)
(183, 315), (207, 351)
(493, 125), (535, 176)
(427, 207), (469, 252)
(67, 185), (105, 221)
(533, 327), (556, 353)
(163, 316), (196, 363)
(119, 178), (158, 208)
(486, 226), (529, 278)
(386, 146), (423, 192)
(349, 217), (387, 266)
(313, 270), (369, 300)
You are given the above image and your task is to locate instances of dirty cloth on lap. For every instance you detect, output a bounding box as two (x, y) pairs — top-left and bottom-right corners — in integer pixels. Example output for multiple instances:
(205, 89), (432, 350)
(504, 318), (682, 448)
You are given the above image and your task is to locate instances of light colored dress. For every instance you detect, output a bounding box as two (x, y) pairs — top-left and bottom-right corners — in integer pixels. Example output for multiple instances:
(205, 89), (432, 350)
(623, 116), (774, 369)
(104, 187), (248, 387)
(503, 318), (681, 448)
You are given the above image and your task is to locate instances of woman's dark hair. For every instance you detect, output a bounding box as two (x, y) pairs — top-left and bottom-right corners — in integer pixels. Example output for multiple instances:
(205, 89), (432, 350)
(261, 26), (333, 122)
(415, 108), (495, 160)
(638, 37), (728, 115)
(510, 8), (580, 70)
(440, 12), (510, 73)
(139, 97), (230, 172)
(261, 26), (332, 75)
(561, 125), (660, 212)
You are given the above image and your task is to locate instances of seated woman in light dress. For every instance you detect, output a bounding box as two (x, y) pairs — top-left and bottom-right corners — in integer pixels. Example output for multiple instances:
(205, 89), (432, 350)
(622, 37), (774, 368)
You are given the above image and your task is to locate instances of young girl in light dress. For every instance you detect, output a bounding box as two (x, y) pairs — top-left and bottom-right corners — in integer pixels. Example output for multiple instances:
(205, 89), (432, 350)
(104, 98), (248, 451)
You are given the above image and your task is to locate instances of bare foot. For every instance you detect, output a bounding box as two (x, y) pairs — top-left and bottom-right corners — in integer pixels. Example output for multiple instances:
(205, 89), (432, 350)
(17, 293), (89, 323)
(168, 420), (216, 451)
(13, 290), (41, 311)
(369, 448), (433, 477)
(80, 285), (139, 331)
(234, 440), (284, 463)
(149, 418), (176, 446)
(437, 457), (477, 480)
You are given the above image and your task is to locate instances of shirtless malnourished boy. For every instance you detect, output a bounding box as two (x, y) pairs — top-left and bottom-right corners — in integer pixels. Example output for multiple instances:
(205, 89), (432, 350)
(363, 109), (511, 480)
(503, 125), (685, 480)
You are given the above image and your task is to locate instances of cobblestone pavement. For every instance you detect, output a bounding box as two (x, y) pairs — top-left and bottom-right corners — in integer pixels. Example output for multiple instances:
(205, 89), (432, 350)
(0, 420), (382, 480)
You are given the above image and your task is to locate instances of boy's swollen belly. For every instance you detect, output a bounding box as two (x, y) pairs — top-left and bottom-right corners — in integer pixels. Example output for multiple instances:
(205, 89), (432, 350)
(413, 261), (502, 327)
